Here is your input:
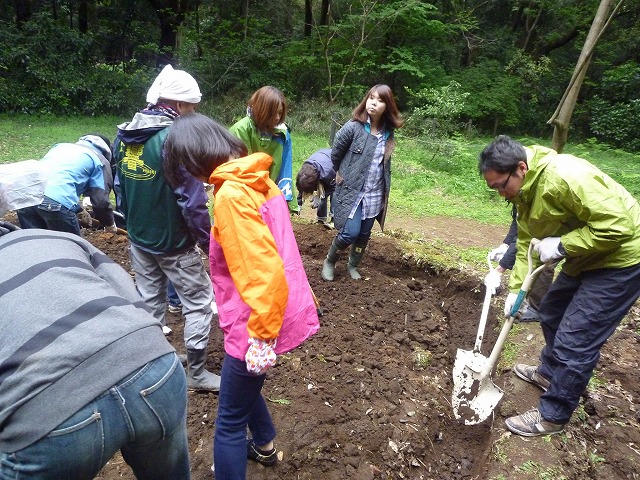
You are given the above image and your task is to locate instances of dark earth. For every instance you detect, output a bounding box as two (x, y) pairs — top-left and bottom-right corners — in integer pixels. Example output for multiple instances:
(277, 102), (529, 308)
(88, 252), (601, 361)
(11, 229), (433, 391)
(43, 214), (640, 479)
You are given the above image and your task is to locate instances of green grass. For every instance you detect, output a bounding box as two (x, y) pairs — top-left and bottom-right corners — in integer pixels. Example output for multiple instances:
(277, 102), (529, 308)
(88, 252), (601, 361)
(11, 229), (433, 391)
(3, 114), (640, 273)
(0, 115), (125, 162)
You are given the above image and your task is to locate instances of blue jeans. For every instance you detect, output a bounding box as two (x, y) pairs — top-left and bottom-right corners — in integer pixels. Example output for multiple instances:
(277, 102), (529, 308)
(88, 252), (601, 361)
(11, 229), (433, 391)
(16, 197), (81, 236)
(213, 354), (276, 480)
(316, 193), (334, 223)
(336, 201), (375, 247)
(167, 281), (181, 307)
(0, 353), (190, 480)
(537, 264), (640, 423)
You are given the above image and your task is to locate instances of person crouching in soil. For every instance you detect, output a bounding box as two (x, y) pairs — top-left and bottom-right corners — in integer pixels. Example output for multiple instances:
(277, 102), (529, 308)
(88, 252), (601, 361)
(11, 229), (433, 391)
(163, 112), (320, 479)
(322, 84), (403, 281)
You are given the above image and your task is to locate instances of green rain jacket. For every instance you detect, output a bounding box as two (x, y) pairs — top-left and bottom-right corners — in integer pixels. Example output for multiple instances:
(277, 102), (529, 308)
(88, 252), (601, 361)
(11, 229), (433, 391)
(229, 116), (299, 213)
(509, 145), (640, 292)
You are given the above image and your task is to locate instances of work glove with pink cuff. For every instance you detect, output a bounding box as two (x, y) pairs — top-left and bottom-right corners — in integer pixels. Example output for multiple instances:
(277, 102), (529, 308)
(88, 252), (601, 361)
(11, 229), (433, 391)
(245, 338), (277, 375)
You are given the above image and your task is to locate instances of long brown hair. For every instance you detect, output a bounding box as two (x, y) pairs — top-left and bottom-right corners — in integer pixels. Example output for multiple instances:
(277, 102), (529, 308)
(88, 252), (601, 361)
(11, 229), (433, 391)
(247, 86), (287, 134)
(352, 84), (404, 131)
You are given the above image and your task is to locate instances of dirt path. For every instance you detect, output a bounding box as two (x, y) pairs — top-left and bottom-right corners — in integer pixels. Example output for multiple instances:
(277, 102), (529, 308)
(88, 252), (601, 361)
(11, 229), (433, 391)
(81, 212), (640, 480)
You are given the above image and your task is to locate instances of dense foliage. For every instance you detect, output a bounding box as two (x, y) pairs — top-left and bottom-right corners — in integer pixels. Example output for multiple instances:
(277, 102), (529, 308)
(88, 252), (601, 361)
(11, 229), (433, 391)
(1, 0), (639, 151)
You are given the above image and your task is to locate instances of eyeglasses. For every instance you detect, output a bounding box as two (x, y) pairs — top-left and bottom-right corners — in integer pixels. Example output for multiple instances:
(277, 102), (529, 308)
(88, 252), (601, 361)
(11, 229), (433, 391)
(495, 171), (513, 191)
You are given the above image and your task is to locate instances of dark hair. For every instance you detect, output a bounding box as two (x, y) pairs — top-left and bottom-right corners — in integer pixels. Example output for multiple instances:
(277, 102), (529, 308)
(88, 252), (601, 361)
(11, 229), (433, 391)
(352, 84), (404, 131)
(86, 132), (112, 151)
(163, 113), (248, 186)
(248, 86), (287, 134)
(296, 162), (320, 193)
(478, 135), (527, 175)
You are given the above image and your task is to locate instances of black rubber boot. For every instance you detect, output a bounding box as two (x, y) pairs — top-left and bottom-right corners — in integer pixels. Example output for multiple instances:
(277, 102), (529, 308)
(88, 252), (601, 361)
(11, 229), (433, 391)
(186, 348), (221, 392)
(347, 241), (368, 280)
(322, 238), (345, 281)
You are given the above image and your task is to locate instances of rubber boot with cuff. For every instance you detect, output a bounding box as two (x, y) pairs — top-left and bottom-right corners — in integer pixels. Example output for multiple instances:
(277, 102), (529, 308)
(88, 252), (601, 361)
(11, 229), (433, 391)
(322, 238), (346, 281)
(186, 348), (221, 392)
(347, 241), (368, 280)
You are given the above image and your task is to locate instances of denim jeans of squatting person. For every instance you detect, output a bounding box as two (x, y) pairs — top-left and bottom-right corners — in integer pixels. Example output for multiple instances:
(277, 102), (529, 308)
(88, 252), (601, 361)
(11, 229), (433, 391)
(213, 354), (277, 480)
(0, 353), (190, 480)
(16, 196), (81, 236)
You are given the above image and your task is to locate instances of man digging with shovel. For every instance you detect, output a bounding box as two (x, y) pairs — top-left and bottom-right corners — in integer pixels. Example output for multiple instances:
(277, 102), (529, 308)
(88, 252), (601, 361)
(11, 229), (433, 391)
(479, 135), (640, 437)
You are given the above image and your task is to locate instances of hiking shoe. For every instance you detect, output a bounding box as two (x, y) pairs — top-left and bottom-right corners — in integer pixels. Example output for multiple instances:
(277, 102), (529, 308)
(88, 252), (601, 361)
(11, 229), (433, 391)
(519, 305), (540, 322)
(505, 408), (565, 437)
(247, 439), (277, 467)
(167, 303), (182, 314)
(513, 364), (550, 391)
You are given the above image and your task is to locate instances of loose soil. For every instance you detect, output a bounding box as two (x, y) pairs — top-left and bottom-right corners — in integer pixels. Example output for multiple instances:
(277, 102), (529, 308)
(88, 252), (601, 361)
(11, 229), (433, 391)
(22, 212), (640, 480)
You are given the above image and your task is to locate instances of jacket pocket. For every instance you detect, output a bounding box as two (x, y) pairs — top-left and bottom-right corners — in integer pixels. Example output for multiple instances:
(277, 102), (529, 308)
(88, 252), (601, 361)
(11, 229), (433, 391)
(349, 139), (365, 154)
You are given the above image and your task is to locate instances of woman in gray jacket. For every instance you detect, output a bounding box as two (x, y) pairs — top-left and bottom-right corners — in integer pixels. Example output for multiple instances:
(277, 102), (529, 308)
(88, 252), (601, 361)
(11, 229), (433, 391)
(322, 84), (403, 281)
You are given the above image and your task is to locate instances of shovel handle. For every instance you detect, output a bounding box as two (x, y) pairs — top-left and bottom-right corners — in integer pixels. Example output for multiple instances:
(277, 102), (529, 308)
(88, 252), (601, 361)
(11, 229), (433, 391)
(481, 239), (550, 378)
(473, 252), (495, 352)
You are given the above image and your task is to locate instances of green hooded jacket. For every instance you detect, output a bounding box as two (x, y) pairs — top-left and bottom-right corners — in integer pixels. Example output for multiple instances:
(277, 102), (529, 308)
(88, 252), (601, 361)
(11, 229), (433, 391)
(509, 145), (640, 292)
(229, 116), (299, 213)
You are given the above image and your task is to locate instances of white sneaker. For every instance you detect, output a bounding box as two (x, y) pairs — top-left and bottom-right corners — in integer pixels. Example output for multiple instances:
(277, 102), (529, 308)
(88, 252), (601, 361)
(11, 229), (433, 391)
(211, 301), (218, 315)
(167, 303), (182, 314)
(162, 325), (172, 335)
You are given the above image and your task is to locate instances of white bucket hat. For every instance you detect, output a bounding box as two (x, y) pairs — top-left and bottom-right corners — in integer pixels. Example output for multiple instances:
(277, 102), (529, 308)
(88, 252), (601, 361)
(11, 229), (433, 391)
(146, 64), (202, 105)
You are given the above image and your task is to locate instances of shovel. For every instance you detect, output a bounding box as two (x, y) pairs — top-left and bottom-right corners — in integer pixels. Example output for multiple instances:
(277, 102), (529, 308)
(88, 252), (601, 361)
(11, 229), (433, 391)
(452, 239), (547, 425)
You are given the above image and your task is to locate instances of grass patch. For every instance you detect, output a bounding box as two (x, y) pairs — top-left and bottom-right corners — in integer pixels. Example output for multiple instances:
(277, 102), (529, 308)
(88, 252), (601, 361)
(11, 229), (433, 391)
(2, 114), (639, 273)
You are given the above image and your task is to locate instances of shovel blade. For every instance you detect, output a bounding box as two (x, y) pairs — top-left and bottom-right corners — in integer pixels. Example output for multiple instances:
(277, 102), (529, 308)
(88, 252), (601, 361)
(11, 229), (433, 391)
(452, 348), (504, 425)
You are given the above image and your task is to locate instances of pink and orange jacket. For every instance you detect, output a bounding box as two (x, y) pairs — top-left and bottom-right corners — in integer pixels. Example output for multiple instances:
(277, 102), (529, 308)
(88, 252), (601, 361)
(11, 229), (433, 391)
(208, 152), (319, 360)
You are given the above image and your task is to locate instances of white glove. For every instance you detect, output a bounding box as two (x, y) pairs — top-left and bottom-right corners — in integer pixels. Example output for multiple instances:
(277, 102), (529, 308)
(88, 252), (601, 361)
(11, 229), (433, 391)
(504, 292), (518, 317)
(534, 237), (564, 263)
(489, 243), (509, 262)
(104, 223), (118, 234)
(484, 269), (502, 295)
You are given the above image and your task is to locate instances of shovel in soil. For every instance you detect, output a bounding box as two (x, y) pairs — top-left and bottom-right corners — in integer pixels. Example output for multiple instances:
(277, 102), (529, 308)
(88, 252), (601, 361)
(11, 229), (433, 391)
(452, 239), (548, 425)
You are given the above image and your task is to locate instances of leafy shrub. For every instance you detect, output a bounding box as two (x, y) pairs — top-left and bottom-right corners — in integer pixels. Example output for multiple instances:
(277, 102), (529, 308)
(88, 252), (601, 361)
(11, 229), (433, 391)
(587, 62), (640, 152)
(0, 13), (150, 115)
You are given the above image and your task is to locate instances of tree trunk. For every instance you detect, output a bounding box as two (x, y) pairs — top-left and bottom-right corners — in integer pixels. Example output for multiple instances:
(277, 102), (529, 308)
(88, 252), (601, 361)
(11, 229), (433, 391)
(14, 0), (31, 27)
(320, 0), (330, 25)
(147, 0), (194, 66)
(304, 0), (312, 37)
(78, 0), (88, 33)
(548, 0), (621, 153)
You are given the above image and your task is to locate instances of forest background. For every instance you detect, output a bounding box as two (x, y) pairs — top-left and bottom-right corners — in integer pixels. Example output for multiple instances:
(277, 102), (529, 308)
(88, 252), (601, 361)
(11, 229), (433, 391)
(2, 0), (640, 154)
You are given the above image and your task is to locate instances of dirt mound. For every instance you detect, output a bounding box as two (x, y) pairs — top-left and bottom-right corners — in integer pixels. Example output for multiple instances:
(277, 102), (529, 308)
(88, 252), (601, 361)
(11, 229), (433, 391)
(75, 222), (640, 479)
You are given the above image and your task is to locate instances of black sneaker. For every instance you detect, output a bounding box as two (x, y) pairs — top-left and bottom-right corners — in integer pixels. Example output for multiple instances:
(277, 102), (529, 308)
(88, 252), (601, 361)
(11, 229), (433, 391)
(247, 439), (277, 467)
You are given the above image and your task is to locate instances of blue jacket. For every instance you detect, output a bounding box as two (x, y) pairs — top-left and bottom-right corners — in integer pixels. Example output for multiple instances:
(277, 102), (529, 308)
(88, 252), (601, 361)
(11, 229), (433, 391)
(304, 148), (336, 195)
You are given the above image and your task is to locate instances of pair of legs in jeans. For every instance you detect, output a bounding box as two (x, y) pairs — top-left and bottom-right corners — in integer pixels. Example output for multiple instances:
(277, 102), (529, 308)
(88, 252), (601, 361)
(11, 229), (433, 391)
(16, 197), (81, 236)
(335, 202), (375, 248)
(0, 353), (190, 480)
(213, 354), (276, 480)
(535, 263), (640, 424)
